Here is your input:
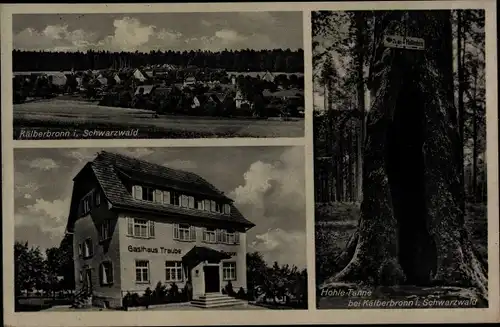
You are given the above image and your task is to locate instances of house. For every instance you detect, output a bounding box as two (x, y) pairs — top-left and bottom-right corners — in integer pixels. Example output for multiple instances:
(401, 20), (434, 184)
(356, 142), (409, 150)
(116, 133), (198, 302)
(132, 68), (147, 82)
(263, 88), (304, 100)
(65, 151), (254, 309)
(184, 76), (196, 87)
(261, 71), (275, 83)
(48, 73), (68, 87)
(191, 93), (225, 109)
(235, 89), (251, 109)
(134, 85), (156, 96)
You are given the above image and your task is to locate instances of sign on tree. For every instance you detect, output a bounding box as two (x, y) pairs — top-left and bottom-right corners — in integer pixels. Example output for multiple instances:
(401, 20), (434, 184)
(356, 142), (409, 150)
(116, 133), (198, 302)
(384, 35), (425, 50)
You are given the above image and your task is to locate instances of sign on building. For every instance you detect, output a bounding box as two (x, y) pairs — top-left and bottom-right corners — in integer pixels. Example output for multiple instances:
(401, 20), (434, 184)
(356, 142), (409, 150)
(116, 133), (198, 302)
(384, 35), (425, 50)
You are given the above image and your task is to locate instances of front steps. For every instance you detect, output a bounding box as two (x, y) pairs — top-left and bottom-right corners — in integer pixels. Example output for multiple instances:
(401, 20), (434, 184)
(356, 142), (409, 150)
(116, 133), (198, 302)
(191, 293), (247, 308)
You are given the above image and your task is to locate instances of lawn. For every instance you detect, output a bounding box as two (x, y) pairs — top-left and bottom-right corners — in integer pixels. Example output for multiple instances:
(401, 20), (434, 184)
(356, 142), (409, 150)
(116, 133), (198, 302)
(315, 202), (488, 309)
(15, 296), (73, 312)
(13, 99), (304, 139)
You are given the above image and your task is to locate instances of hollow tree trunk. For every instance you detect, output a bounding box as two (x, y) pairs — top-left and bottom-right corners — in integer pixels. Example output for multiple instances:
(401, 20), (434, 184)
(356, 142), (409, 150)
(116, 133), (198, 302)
(323, 10), (487, 300)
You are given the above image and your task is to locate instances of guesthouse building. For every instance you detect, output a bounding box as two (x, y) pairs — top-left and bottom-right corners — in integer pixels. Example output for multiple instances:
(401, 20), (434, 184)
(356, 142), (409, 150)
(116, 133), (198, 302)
(64, 151), (255, 308)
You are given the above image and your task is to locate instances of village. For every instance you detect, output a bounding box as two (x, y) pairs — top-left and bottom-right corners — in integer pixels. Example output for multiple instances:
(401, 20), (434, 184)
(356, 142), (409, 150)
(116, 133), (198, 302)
(13, 64), (305, 119)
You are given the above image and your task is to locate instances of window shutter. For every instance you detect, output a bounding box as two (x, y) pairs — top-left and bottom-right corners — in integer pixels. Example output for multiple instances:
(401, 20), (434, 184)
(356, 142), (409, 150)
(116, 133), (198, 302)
(216, 229), (222, 243)
(127, 218), (133, 235)
(163, 191), (171, 204)
(88, 239), (93, 255)
(149, 221), (155, 238)
(133, 185), (142, 200)
(99, 263), (104, 285)
(235, 232), (240, 244)
(190, 226), (196, 241)
(155, 190), (162, 203)
(107, 263), (114, 283)
(173, 224), (179, 239)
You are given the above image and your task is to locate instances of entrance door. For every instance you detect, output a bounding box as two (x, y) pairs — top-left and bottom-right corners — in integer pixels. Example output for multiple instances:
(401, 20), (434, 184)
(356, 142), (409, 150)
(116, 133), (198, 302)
(204, 266), (220, 293)
(83, 268), (92, 291)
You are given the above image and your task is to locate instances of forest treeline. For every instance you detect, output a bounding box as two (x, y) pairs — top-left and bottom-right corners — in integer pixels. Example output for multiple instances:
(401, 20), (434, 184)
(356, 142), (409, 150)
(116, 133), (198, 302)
(313, 10), (486, 204)
(12, 49), (304, 73)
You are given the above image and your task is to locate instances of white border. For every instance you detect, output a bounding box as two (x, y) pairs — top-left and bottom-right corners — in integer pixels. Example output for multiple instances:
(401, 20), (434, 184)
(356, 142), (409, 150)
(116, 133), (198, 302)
(2, 1), (499, 326)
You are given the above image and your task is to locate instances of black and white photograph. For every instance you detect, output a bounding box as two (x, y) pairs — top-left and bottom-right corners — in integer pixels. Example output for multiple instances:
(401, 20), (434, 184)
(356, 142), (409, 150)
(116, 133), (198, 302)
(313, 10), (488, 309)
(13, 146), (307, 311)
(12, 12), (305, 139)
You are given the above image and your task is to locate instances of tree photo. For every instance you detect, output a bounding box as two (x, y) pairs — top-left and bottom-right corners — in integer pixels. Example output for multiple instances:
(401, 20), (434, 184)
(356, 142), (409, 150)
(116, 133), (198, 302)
(313, 9), (488, 309)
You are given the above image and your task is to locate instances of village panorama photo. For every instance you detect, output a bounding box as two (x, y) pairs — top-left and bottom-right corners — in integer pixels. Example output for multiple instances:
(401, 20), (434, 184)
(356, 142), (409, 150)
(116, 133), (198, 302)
(12, 12), (305, 139)
(13, 146), (307, 311)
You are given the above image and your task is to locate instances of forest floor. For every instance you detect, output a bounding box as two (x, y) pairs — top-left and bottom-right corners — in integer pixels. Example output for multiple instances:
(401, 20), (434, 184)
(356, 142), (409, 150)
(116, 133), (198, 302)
(315, 202), (488, 309)
(13, 99), (304, 139)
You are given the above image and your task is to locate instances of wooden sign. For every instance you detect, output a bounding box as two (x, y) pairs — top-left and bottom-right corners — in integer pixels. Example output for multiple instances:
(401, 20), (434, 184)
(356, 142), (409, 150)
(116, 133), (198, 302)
(384, 35), (425, 50)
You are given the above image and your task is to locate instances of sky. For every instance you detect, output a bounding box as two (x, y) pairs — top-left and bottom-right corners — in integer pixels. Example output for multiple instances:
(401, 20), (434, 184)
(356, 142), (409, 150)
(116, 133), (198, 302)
(13, 12), (303, 52)
(14, 146), (306, 269)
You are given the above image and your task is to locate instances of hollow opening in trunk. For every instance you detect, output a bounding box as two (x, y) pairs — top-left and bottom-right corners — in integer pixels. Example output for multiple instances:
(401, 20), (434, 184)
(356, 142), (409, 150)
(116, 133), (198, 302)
(385, 74), (437, 286)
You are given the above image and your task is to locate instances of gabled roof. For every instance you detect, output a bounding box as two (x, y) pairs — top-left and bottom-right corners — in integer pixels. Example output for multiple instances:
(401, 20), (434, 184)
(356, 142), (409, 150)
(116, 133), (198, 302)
(69, 151), (254, 228)
(135, 85), (156, 95)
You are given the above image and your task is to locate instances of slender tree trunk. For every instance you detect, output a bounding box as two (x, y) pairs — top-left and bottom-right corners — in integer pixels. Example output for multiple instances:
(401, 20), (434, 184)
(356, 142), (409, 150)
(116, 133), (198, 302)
(457, 10), (466, 207)
(472, 73), (479, 202)
(355, 11), (366, 202)
(322, 10), (487, 300)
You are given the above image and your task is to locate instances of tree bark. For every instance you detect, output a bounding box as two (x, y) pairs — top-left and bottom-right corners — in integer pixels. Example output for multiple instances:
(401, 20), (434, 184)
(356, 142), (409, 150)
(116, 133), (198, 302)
(323, 10), (488, 300)
(472, 73), (478, 202)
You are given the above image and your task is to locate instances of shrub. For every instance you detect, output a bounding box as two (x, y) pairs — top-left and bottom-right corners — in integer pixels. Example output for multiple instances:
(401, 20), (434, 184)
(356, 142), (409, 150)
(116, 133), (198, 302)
(236, 287), (246, 300)
(225, 281), (235, 297)
(167, 283), (180, 303)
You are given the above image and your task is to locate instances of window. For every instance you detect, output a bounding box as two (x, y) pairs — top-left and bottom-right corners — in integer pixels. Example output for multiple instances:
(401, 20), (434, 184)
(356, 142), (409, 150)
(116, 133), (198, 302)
(99, 220), (112, 241)
(132, 185), (154, 201)
(196, 200), (204, 210)
(79, 190), (94, 216)
(95, 190), (101, 207)
(223, 204), (231, 215)
(78, 244), (83, 257)
(210, 200), (217, 212)
(79, 270), (83, 283)
(83, 239), (93, 258)
(171, 192), (180, 206)
(165, 261), (183, 282)
(127, 218), (155, 238)
(163, 191), (171, 204)
(216, 203), (222, 213)
(227, 231), (238, 244)
(99, 261), (113, 285)
(203, 228), (217, 243)
(142, 187), (154, 201)
(203, 200), (211, 211)
(222, 262), (236, 281)
(173, 224), (195, 241)
(135, 261), (150, 283)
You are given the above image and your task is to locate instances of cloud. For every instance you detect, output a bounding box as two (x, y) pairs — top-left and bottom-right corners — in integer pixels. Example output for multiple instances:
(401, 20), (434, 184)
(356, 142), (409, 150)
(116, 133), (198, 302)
(14, 14), (289, 52)
(14, 25), (96, 51)
(120, 148), (155, 158)
(15, 197), (71, 250)
(163, 159), (198, 170)
(28, 158), (59, 171)
(230, 146), (306, 267)
(249, 228), (306, 268)
(64, 149), (98, 163)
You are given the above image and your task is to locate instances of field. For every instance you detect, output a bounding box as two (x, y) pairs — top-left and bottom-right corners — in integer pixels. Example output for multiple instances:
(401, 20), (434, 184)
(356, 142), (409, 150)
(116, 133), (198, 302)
(14, 99), (304, 139)
(315, 202), (488, 309)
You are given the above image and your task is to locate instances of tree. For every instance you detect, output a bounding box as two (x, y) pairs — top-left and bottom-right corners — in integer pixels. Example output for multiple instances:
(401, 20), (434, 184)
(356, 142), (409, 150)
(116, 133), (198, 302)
(325, 10), (488, 300)
(14, 242), (46, 296)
